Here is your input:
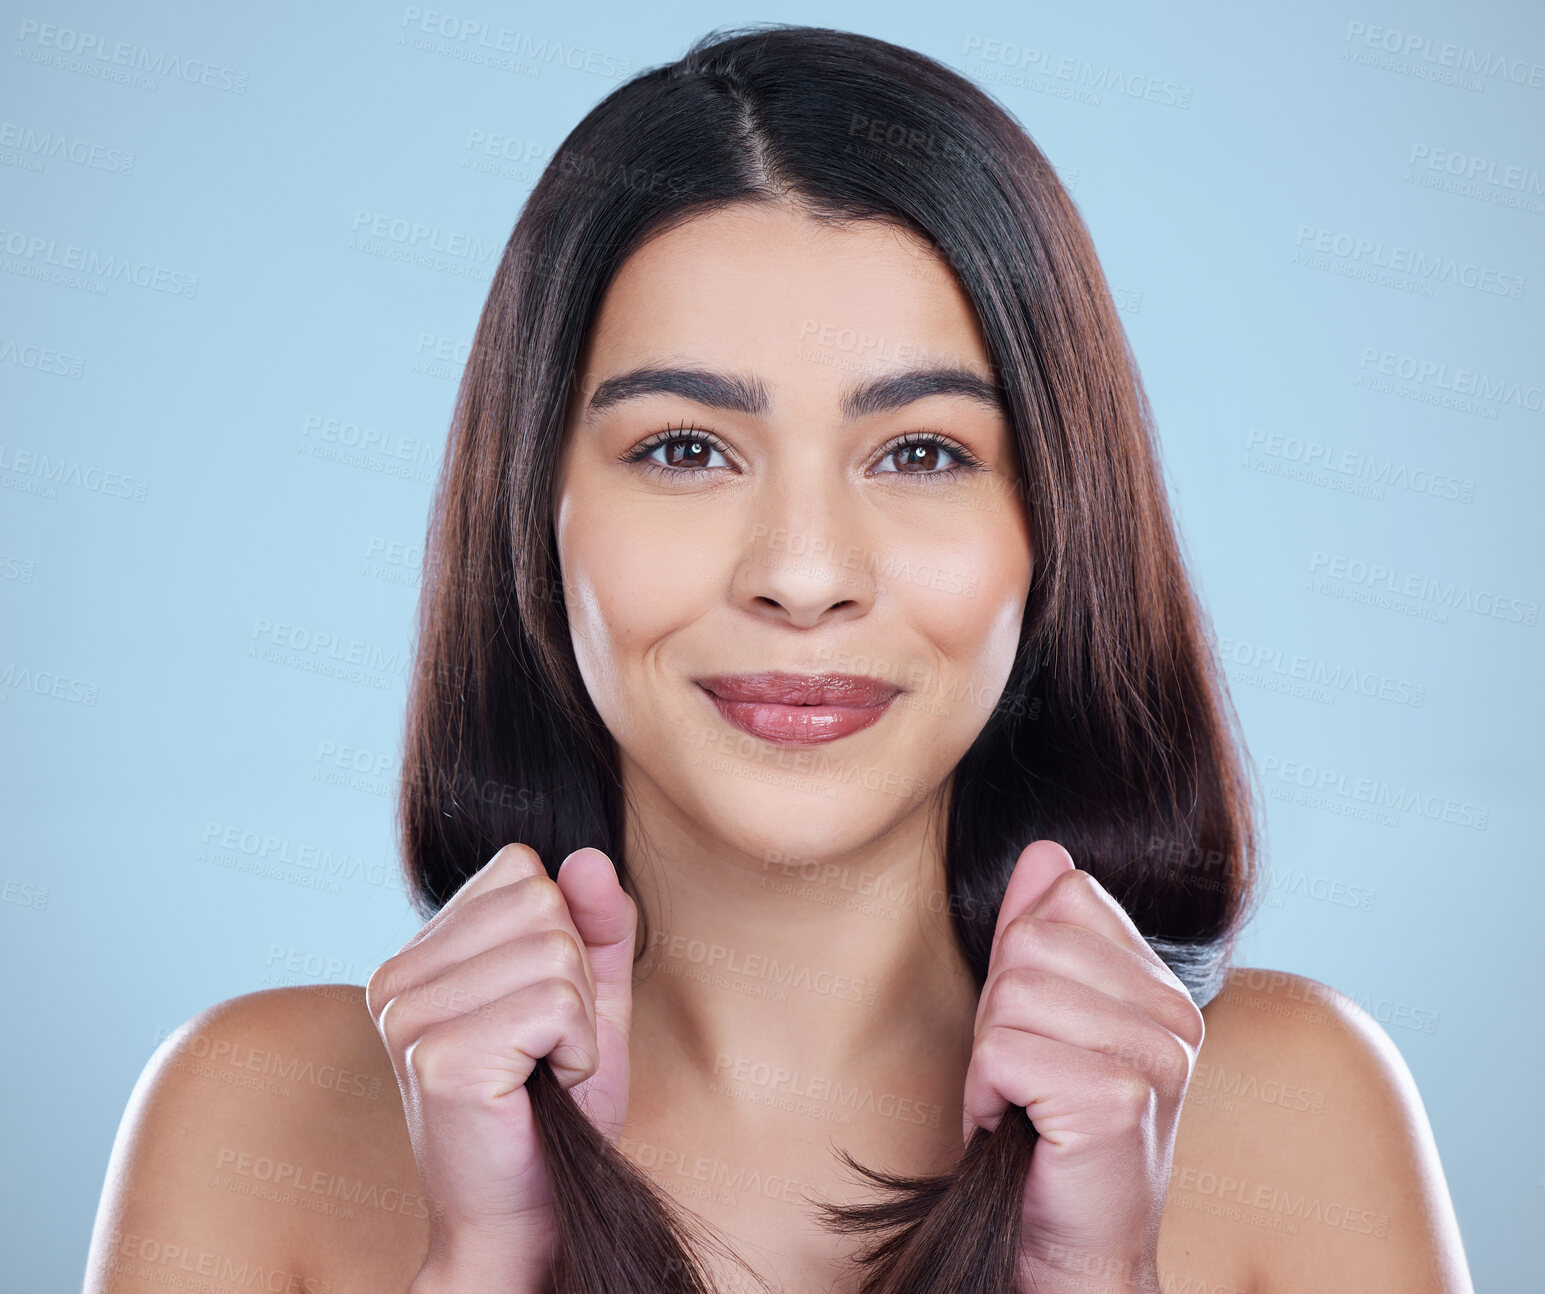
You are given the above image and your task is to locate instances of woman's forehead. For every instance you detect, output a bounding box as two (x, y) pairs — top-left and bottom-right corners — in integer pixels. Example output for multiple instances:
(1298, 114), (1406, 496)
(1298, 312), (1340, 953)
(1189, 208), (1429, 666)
(579, 202), (992, 380)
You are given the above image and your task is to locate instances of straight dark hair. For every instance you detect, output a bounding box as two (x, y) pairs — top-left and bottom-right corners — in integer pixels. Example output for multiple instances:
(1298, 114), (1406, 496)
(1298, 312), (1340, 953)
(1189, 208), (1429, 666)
(397, 21), (1262, 1293)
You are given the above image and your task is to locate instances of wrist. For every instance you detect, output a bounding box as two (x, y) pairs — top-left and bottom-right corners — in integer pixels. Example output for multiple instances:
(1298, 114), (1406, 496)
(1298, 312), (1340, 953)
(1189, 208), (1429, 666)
(1017, 1246), (1160, 1294)
(411, 1232), (554, 1294)
(410, 1262), (552, 1294)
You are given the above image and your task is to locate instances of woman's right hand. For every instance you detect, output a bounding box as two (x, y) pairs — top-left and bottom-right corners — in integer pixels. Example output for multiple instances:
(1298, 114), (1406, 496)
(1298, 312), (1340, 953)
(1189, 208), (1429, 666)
(365, 843), (638, 1292)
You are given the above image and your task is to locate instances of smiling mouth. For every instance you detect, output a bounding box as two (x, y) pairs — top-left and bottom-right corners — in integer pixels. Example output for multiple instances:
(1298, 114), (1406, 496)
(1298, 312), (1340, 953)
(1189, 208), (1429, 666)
(695, 672), (902, 745)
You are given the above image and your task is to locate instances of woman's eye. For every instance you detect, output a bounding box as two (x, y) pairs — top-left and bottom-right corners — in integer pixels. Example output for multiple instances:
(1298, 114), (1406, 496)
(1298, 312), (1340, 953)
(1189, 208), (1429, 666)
(630, 432), (732, 473)
(873, 436), (969, 475)
(624, 428), (981, 479)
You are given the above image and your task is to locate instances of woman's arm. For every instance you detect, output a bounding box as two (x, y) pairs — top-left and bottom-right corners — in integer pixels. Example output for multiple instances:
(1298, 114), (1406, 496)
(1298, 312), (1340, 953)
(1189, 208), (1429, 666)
(82, 986), (439, 1294)
(83, 992), (320, 1293)
(1203, 970), (1475, 1294)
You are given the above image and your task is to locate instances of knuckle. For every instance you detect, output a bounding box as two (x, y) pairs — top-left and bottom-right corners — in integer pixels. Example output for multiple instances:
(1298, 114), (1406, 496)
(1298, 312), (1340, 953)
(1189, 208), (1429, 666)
(1106, 1067), (1154, 1121)
(1173, 997), (1206, 1048)
(983, 964), (1042, 1016)
(532, 926), (585, 977)
(1111, 1026), (1190, 1089)
(375, 992), (417, 1054)
(535, 974), (588, 1020)
(492, 842), (541, 871)
(972, 1022), (1013, 1073)
(1032, 868), (1096, 921)
(1147, 983), (1204, 1048)
(364, 959), (397, 1022)
(403, 1029), (455, 1094)
(550, 1046), (598, 1089)
(513, 873), (568, 922)
(998, 914), (1045, 962)
(1055, 868), (1098, 900)
(1150, 1029), (1193, 1089)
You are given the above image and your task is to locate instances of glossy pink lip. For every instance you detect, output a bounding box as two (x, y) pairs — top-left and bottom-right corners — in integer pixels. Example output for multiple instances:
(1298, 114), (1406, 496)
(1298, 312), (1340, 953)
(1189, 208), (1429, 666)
(696, 672), (902, 745)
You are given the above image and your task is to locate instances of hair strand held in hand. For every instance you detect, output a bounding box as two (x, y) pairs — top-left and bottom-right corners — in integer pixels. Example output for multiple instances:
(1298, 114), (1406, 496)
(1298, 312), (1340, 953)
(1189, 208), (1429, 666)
(810, 1106), (1040, 1293)
(526, 1059), (776, 1293)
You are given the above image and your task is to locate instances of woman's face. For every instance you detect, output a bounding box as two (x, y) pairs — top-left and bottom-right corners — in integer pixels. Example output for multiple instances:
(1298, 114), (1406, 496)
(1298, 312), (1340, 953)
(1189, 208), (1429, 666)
(553, 201), (1032, 867)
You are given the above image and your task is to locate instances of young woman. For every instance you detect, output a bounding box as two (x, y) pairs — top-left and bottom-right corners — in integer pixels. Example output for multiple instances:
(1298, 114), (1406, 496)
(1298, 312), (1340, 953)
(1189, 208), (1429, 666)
(85, 24), (1473, 1294)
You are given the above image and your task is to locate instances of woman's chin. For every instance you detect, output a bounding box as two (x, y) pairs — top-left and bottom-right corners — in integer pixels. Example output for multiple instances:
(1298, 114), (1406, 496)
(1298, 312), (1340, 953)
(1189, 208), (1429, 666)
(676, 763), (936, 867)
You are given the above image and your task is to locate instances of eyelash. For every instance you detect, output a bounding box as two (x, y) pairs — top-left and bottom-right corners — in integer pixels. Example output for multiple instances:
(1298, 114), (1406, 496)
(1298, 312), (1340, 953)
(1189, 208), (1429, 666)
(620, 421), (986, 482)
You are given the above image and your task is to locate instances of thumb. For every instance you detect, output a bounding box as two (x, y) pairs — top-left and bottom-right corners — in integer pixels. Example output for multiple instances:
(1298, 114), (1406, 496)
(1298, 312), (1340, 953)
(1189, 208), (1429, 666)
(555, 847), (637, 1030)
(988, 839), (1075, 962)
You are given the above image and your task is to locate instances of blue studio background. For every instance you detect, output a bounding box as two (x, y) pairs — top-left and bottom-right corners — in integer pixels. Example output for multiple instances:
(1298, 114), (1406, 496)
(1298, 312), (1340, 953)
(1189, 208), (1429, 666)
(2, 1), (1540, 1287)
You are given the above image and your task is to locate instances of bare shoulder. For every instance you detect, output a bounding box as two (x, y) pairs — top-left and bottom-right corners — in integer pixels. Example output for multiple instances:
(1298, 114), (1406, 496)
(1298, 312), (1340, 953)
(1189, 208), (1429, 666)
(85, 985), (429, 1294)
(1171, 966), (1474, 1294)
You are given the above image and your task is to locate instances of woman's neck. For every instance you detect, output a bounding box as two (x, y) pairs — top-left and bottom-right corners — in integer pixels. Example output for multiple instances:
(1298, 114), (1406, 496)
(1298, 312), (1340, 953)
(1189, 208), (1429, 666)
(620, 773), (981, 1093)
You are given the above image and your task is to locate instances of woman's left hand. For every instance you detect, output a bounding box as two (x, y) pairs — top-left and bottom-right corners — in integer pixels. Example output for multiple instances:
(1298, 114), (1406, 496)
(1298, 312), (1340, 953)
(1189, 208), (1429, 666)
(962, 839), (1205, 1294)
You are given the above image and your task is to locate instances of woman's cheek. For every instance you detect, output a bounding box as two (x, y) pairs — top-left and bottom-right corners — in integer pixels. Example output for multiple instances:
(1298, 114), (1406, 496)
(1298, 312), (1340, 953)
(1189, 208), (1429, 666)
(561, 500), (717, 727)
(888, 529), (1027, 714)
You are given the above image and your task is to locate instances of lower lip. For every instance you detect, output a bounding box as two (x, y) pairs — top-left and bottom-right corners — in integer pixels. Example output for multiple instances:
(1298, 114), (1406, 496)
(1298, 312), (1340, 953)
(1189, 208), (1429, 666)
(699, 686), (897, 745)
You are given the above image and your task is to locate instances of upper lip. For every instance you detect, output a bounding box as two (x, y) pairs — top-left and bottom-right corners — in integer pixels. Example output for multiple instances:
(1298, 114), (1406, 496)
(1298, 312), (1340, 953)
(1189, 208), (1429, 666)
(697, 672), (903, 707)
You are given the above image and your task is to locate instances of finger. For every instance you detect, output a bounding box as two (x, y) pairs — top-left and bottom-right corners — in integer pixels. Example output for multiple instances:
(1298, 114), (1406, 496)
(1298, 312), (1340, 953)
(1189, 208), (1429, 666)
(369, 870), (593, 1023)
(404, 977), (599, 1095)
(977, 916), (1198, 1043)
(376, 928), (598, 1058)
(444, 840), (548, 910)
(399, 843), (548, 955)
(962, 1026), (1165, 1151)
(989, 841), (1075, 963)
(1029, 870), (1178, 985)
(556, 848), (637, 1026)
(973, 966), (1194, 1095)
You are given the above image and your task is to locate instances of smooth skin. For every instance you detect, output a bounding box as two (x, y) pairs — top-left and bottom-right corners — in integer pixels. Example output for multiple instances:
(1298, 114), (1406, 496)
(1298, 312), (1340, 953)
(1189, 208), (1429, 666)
(84, 202), (1474, 1294)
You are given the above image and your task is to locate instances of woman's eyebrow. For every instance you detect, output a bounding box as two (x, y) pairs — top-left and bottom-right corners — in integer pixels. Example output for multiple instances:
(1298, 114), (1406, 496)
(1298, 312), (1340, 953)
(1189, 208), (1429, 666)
(582, 365), (1006, 423)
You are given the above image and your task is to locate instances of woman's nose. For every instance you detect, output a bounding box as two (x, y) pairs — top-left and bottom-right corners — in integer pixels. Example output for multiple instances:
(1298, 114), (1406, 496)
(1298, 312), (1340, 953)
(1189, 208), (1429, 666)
(730, 475), (881, 629)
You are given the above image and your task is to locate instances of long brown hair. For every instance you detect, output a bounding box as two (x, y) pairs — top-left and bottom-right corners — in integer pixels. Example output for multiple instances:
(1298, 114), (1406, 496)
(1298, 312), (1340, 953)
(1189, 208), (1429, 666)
(397, 21), (1263, 1292)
